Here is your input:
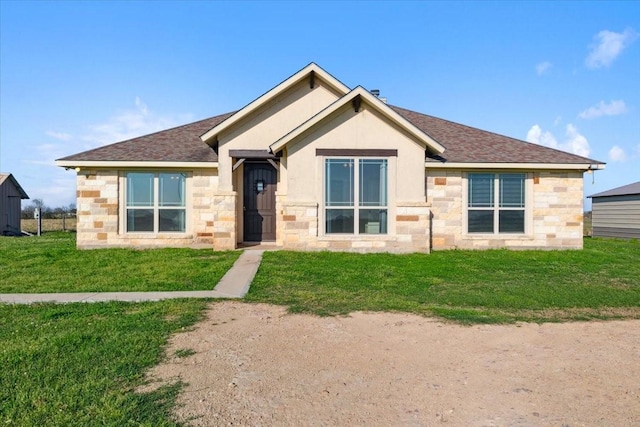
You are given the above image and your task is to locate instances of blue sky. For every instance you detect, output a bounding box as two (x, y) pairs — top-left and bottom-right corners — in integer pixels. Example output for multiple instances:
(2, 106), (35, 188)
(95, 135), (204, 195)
(1, 1), (638, 210)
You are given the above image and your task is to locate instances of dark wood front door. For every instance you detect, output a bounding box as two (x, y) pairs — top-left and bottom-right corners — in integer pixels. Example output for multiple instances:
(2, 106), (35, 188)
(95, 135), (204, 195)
(243, 162), (277, 241)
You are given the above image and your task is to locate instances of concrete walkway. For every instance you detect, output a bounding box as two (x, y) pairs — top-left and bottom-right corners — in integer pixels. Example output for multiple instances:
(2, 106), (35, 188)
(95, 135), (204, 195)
(0, 250), (264, 305)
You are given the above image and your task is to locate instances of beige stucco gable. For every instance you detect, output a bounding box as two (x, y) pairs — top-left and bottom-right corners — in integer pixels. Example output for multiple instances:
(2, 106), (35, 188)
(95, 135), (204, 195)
(282, 100), (436, 204)
(200, 63), (349, 147)
(208, 66), (349, 191)
(270, 86), (445, 155)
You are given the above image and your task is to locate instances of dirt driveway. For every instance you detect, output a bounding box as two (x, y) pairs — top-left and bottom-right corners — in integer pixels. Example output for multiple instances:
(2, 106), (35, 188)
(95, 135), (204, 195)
(142, 302), (640, 426)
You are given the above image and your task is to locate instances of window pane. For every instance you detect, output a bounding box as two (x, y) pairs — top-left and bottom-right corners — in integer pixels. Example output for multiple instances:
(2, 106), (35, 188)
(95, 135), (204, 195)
(127, 209), (154, 232)
(360, 159), (387, 206)
(359, 209), (387, 234)
(468, 173), (494, 207)
(127, 173), (154, 207)
(468, 210), (494, 233)
(326, 209), (354, 233)
(159, 209), (186, 232)
(159, 173), (185, 207)
(500, 174), (525, 207)
(499, 210), (525, 233)
(325, 159), (354, 206)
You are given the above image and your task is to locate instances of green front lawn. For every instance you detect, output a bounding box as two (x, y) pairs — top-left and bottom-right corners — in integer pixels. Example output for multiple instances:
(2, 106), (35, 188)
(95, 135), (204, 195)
(0, 299), (209, 426)
(2, 233), (639, 323)
(0, 233), (239, 293)
(1, 233), (638, 424)
(246, 238), (640, 323)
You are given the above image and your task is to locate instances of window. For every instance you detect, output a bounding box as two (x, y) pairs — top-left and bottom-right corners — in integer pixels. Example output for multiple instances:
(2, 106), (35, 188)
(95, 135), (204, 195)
(467, 173), (525, 234)
(325, 158), (388, 234)
(126, 172), (186, 233)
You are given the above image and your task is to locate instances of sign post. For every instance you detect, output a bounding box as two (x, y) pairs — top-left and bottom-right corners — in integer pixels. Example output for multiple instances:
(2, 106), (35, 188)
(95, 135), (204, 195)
(34, 207), (41, 236)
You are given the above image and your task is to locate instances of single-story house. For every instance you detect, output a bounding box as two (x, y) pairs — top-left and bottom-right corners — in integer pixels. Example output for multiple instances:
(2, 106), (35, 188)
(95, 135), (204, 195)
(0, 173), (29, 236)
(56, 63), (605, 252)
(588, 181), (640, 240)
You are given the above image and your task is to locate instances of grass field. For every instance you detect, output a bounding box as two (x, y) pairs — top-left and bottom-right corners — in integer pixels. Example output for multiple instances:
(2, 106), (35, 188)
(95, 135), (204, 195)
(2, 233), (638, 323)
(0, 300), (208, 426)
(1, 233), (638, 424)
(0, 233), (239, 293)
(246, 237), (640, 323)
(21, 218), (77, 233)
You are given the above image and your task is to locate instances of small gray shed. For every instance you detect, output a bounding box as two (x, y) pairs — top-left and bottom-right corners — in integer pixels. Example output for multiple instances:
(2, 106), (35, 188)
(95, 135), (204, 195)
(0, 173), (30, 235)
(588, 181), (640, 240)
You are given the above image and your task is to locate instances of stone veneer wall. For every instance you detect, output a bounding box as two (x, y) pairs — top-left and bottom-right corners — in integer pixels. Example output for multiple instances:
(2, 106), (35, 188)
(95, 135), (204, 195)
(76, 170), (119, 248)
(427, 170), (584, 250)
(276, 199), (318, 250)
(75, 169), (583, 252)
(76, 169), (222, 249)
(276, 199), (431, 253)
(211, 191), (237, 250)
(532, 171), (584, 248)
(191, 170), (219, 245)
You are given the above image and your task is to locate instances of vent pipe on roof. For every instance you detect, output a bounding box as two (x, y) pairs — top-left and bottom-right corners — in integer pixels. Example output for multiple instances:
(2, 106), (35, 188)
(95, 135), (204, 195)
(370, 89), (387, 104)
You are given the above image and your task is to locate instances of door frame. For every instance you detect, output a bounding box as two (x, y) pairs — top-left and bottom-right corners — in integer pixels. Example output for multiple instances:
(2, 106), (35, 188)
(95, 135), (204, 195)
(242, 161), (277, 242)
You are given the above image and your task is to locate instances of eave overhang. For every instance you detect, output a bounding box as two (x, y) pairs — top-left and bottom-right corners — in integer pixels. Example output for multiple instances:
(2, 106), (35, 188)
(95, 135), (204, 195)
(55, 160), (218, 169)
(424, 162), (606, 171)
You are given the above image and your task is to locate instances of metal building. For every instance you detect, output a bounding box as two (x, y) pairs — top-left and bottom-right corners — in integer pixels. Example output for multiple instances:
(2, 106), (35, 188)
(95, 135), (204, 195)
(0, 173), (30, 236)
(588, 181), (640, 240)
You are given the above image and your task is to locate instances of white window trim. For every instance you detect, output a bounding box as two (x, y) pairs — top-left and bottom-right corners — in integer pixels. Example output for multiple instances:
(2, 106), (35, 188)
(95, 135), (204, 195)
(462, 172), (533, 237)
(119, 171), (191, 236)
(320, 156), (392, 237)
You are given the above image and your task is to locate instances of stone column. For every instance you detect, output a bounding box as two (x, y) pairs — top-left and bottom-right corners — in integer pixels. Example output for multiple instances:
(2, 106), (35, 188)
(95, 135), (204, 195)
(212, 191), (238, 250)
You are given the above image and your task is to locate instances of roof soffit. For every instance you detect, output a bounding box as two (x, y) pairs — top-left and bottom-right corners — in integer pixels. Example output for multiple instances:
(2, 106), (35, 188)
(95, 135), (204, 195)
(200, 63), (351, 145)
(269, 86), (446, 154)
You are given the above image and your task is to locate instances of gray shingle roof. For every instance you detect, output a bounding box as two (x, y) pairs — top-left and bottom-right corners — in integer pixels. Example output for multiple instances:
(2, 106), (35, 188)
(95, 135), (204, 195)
(390, 106), (603, 165)
(588, 181), (640, 198)
(58, 106), (603, 166)
(57, 113), (234, 162)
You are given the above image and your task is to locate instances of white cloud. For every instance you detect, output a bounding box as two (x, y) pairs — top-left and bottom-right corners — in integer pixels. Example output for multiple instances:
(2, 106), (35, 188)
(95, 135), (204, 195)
(608, 145), (627, 162)
(526, 124), (559, 149)
(45, 131), (72, 141)
(24, 99), (193, 208)
(526, 123), (591, 157)
(536, 61), (552, 75)
(579, 100), (627, 119)
(135, 96), (149, 115)
(585, 28), (638, 69)
(37, 176), (78, 198)
(23, 143), (69, 167)
(564, 124), (590, 157)
(553, 116), (562, 126)
(81, 97), (192, 148)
